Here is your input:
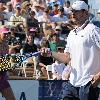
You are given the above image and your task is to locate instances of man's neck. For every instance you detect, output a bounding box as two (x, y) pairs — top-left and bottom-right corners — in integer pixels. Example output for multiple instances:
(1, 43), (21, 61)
(75, 20), (87, 27)
(75, 20), (90, 29)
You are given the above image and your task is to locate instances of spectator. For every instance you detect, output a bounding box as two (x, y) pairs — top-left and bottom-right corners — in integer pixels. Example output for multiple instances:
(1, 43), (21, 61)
(27, 11), (39, 33)
(21, 1), (31, 18)
(0, 27), (15, 100)
(0, 13), (4, 26)
(32, 2), (43, 19)
(96, 9), (100, 21)
(10, 3), (26, 32)
(38, 38), (53, 79)
(52, 6), (69, 23)
(52, 47), (66, 80)
(29, 28), (41, 46)
(8, 26), (22, 54)
(4, 2), (14, 20)
(0, 2), (8, 25)
(49, 33), (66, 52)
(48, 0), (61, 7)
(38, 8), (53, 34)
(52, 4), (59, 15)
(47, 6), (54, 17)
(11, 0), (22, 9)
(63, 0), (71, 16)
(22, 34), (37, 54)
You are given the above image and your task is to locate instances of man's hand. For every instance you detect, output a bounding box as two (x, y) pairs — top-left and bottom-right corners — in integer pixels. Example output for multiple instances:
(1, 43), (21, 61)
(91, 72), (100, 88)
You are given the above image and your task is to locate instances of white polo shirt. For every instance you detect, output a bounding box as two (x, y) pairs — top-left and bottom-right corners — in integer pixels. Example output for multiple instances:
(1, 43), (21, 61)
(64, 23), (100, 87)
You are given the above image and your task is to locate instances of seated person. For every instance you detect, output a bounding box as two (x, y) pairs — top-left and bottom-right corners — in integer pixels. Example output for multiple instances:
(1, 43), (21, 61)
(49, 33), (66, 52)
(27, 11), (39, 33)
(38, 38), (53, 79)
(8, 27), (22, 54)
(9, 3), (26, 32)
(21, 34), (38, 77)
(52, 47), (66, 80)
(22, 34), (38, 54)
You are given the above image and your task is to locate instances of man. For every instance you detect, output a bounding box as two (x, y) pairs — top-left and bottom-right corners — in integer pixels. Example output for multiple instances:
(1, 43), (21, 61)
(91, 9), (100, 29)
(49, 1), (100, 100)
(4, 1), (14, 20)
(10, 3), (26, 30)
(63, 0), (71, 15)
(0, 2), (8, 25)
(11, 0), (21, 9)
(0, 27), (15, 100)
(8, 26), (22, 54)
(96, 9), (100, 21)
(52, 6), (69, 23)
(32, 2), (43, 19)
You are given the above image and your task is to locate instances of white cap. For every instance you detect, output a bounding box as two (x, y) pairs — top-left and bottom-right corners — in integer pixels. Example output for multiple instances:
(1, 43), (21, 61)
(72, 1), (88, 11)
(97, 9), (100, 13)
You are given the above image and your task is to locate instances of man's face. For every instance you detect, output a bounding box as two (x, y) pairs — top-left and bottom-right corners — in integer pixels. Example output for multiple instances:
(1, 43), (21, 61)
(16, 7), (21, 14)
(7, 4), (13, 11)
(0, 3), (4, 11)
(70, 9), (88, 24)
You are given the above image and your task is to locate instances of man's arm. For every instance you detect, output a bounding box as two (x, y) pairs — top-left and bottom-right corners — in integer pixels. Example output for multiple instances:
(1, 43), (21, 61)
(51, 52), (71, 64)
(91, 72), (100, 88)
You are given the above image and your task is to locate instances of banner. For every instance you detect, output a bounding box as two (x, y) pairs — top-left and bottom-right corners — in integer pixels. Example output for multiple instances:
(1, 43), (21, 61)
(0, 80), (39, 100)
(0, 80), (67, 100)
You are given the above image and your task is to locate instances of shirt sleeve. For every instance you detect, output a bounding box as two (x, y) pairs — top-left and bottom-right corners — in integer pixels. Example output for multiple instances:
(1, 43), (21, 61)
(52, 63), (56, 73)
(90, 27), (100, 49)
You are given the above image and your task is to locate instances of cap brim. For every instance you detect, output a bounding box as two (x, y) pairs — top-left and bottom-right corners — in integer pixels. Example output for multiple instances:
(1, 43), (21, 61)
(0, 29), (10, 33)
(2, 31), (10, 33)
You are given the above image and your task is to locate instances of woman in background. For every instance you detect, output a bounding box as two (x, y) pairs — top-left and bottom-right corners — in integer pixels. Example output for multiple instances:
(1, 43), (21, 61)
(0, 27), (15, 100)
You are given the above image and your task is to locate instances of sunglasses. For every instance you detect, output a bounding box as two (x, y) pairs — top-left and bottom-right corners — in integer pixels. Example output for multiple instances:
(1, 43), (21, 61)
(16, 7), (21, 10)
(56, 29), (61, 31)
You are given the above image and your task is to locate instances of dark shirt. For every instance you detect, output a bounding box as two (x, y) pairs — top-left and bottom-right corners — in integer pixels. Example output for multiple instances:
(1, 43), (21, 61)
(38, 55), (53, 65)
(92, 21), (100, 28)
(8, 35), (22, 53)
(27, 18), (39, 28)
(8, 36), (22, 46)
(23, 43), (37, 54)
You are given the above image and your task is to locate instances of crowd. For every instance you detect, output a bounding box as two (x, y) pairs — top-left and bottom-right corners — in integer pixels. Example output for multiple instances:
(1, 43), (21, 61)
(0, 0), (100, 100)
(0, 0), (74, 80)
(0, 0), (100, 79)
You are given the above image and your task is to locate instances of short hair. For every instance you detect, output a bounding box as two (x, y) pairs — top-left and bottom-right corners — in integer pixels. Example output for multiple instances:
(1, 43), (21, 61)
(40, 38), (49, 47)
(58, 6), (64, 12)
(66, 1), (70, 5)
